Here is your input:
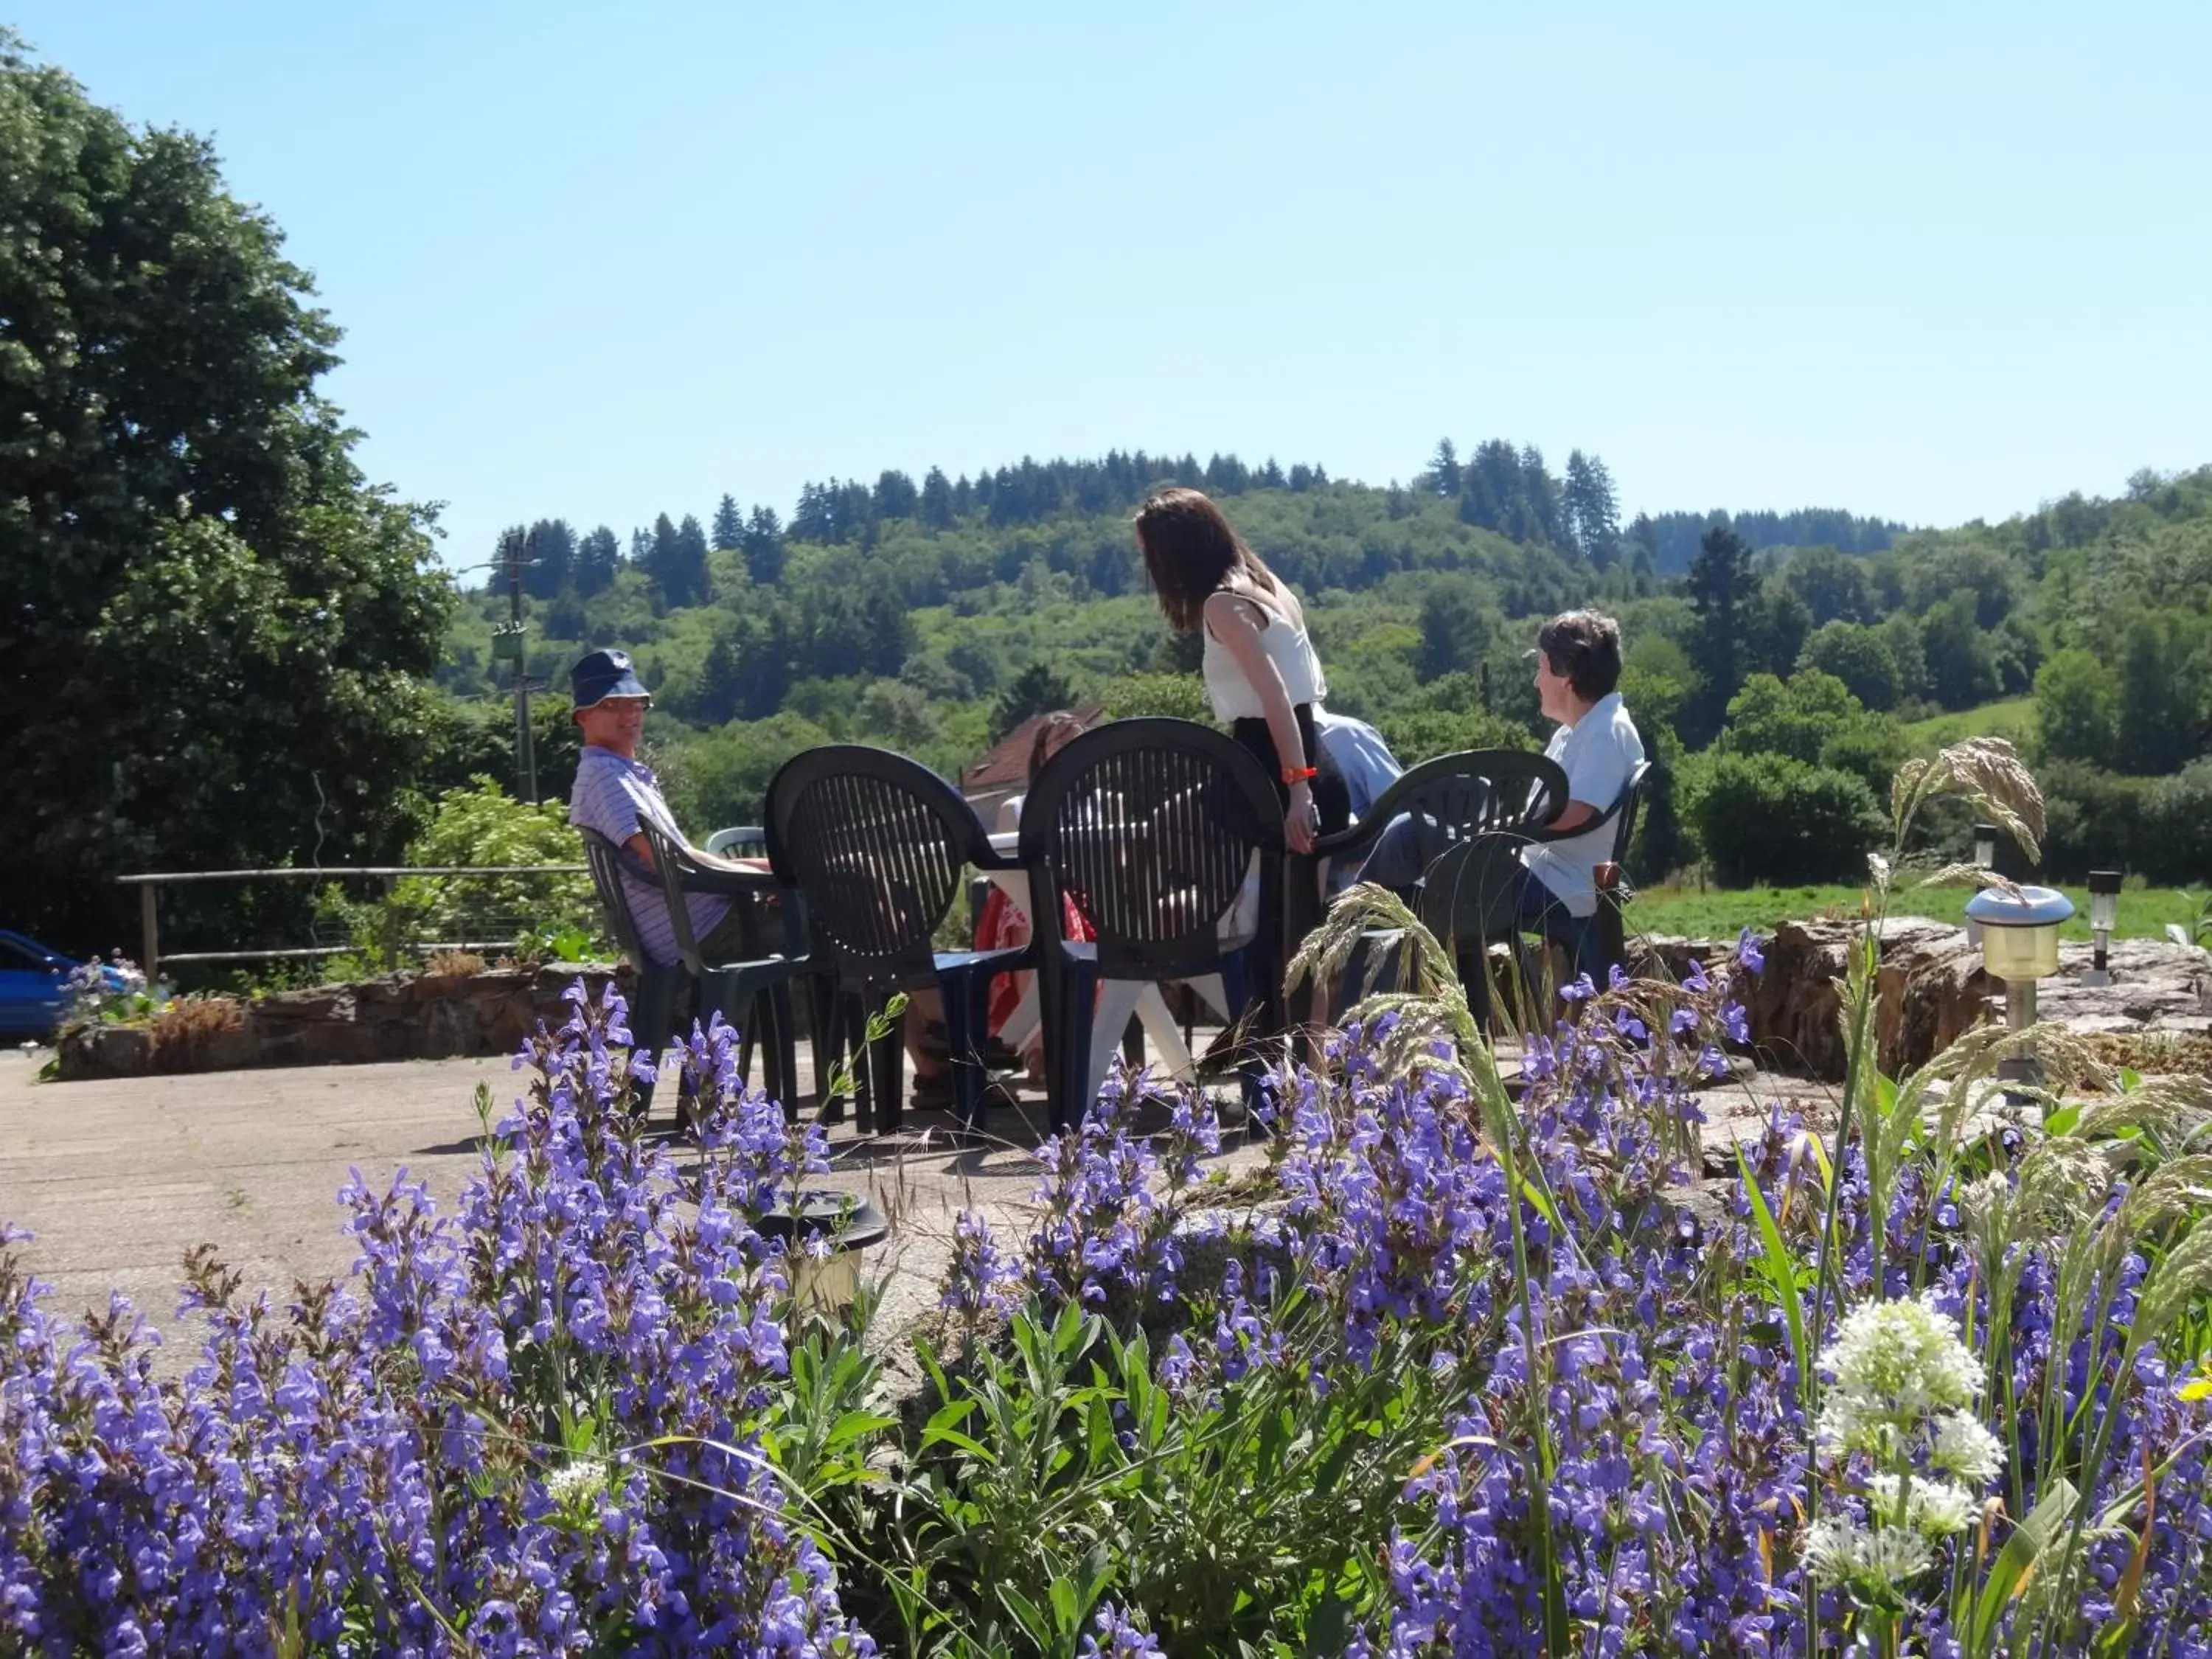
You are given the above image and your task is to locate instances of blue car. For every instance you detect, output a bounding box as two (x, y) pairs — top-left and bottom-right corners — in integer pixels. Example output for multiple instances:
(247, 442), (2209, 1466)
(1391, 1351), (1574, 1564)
(0, 931), (127, 1040)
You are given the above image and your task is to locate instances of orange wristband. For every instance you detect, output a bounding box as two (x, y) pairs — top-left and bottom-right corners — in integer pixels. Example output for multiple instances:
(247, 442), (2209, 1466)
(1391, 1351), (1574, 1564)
(1281, 765), (1318, 785)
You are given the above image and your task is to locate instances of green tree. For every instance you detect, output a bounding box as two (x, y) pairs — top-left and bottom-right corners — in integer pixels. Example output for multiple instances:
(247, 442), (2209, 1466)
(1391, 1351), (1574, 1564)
(1423, 438), (1460, 495)
(1798, 621), (1901, 712)
(1098, 673), (1214, 723)
(574, 526), (620, 597)
(523, 518), (576, 598)
(673, 514), (712, 605)
(1414, 577), (1500, 682)
(1683, 524), (1759, 744)
(0, 39), (452, 947)
(1782, 546), (1873, 627)
(990, 663), (1078, 742)
(1742, 583), (1812, 678)
(1719, 670), (1867, 765)
(742, 506), (785, 585)
(711, 494), (744, 551)
(2115, 611), (2211, 776)
(1562, 449), (1620, 566)
(2032, 647), (2118, 765)
(1919, 591), (2000, 709)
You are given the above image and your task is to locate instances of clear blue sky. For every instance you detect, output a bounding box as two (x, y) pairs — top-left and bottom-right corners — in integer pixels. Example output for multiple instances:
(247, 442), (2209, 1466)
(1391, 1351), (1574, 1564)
(17, 3), (2211, 571)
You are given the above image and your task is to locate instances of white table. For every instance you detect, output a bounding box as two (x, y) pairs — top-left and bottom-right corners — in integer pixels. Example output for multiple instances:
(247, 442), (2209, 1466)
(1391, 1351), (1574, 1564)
(984, 831), (1236, 1105)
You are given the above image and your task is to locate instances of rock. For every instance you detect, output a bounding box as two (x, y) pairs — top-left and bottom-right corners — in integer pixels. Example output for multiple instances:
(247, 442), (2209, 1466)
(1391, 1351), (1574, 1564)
(1639, 920), (2212, 1084)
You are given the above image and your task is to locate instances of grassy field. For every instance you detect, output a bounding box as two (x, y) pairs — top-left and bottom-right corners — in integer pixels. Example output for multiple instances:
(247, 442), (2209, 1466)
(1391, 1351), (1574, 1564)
(1899, 695), (2037, 751)
(1631, 880), (2198, 945)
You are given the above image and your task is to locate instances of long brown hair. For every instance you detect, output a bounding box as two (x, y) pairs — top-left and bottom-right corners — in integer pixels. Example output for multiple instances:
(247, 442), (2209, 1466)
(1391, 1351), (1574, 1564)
(1133, 487), (1276, 634)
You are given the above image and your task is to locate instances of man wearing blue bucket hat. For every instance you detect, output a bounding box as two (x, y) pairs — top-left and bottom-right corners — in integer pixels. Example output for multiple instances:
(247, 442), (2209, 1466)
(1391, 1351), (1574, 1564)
(566, 647), (768, 966)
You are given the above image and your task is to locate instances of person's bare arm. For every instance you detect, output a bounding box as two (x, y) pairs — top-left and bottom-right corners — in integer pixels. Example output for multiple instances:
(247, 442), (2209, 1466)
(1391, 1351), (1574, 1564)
(623, 834), (769, 879)
(1203, 589), (1318, 853)
(1548, 801), (1599, 833)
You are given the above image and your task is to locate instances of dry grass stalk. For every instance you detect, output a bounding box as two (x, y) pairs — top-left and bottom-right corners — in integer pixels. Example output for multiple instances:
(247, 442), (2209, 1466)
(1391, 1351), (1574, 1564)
(1891, 736), (2046, 863)
(425, 949), (488, 977)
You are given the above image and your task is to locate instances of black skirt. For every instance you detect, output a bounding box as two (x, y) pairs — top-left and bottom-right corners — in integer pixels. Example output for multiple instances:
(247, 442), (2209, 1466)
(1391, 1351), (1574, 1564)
(1231, 704), (1352, 837)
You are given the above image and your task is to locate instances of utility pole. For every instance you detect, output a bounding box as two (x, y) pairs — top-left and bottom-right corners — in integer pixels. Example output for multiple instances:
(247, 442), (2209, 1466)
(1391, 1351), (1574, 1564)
(494, 528), (540, 803)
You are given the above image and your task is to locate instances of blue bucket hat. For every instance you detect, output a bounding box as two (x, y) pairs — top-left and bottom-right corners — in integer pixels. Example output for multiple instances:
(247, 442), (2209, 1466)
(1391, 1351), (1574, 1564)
(571, 647), (650, 710)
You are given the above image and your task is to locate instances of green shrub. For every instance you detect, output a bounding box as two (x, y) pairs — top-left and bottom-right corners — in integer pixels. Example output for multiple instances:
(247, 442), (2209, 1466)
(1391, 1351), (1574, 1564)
(1688, 752), (1885, 886)
(2139, 759), (2212, 884)
(337, 778), (601, 961)
(2038, 759), (2152, 881)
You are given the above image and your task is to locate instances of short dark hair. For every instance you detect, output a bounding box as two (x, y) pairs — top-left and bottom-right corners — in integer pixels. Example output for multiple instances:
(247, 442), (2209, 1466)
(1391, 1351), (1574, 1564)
(1536, 611), (1622, 700)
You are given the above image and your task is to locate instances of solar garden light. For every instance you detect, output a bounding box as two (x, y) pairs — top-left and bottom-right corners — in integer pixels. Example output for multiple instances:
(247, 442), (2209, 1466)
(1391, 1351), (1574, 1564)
(1966, 823), (2000, 948)
(2084, 869), (2123, 987)
(1965, 883), (2074, 1092)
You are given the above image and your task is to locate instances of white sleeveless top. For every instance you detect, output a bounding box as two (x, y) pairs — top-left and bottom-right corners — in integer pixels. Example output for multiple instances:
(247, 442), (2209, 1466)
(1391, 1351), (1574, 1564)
(1200, 597), (1328, 721)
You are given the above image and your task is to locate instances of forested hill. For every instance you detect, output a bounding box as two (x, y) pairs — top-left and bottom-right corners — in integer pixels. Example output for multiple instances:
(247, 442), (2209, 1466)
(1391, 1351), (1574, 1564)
(445, 446), (2212, 888)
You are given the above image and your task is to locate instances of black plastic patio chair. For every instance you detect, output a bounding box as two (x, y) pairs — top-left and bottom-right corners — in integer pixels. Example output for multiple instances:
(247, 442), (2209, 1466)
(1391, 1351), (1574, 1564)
(1412, 757), (1655, 1029)
(1019, 717), (1286, 1130)
(764, 745), (1027, 1133)
(705, 823), (851, 1118)
(1284, 748), (1570, 1023)
(1523, 758), (1653, 984)
(578, 827), (695, 1121)
(638, 821), (803, 1120)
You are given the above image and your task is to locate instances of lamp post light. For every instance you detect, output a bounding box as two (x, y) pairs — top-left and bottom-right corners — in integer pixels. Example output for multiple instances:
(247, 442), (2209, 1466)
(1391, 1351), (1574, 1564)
(2084, 869), (2123, 987)
(1965, 883), (2074, 1093)
(1966, 823), (2000, 948)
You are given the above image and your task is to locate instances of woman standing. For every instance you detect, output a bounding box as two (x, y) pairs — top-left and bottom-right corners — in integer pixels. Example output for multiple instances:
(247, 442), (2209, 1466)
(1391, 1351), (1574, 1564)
(1133, 487), (1349, 852)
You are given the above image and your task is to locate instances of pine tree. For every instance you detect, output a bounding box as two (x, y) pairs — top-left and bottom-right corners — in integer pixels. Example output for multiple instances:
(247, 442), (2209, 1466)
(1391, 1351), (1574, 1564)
(523, 518), (577, 597)
(1519, 445), (1562, 545)
(743, 506), (785, 586)
(874, 470), (919, 518)
(646, 513), (683, 603)
(1685, 524), (1759, 744)
(574, 526), (620, 597)
(1425, 438), (1461, 495)
(711, 494), (744, 551)
(919, 466), (954, 528)
(1562, 451), (1621, 566)
(674, 514), (711, 605)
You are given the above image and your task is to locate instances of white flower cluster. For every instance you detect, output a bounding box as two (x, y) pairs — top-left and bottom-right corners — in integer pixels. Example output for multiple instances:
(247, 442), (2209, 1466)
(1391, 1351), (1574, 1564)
(1804, 1516), (1933, 1587)
(1817, 1293), (1985, 1456)
(544, 1456), (609, 1509)
(1808, 1294), (2005, 1596)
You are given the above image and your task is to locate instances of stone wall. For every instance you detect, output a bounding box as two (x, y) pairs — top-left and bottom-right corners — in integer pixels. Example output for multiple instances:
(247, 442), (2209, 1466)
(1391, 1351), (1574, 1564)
(1637, 918), (2212, 1082)
(55, 964), (629, 1081)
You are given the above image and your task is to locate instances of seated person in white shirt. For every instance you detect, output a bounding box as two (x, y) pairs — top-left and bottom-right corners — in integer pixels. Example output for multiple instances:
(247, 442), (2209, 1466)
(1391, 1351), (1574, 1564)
(1360, 611), (1644, 940)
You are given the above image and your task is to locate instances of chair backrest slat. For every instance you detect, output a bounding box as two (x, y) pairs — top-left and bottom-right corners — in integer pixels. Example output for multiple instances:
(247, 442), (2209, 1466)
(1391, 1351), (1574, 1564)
(579, 827), (653, 970)
(765, 745), (989, 981)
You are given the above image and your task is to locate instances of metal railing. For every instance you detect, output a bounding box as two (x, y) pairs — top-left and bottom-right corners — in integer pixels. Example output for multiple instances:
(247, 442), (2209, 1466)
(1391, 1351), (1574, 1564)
(116, 866), (589, 979)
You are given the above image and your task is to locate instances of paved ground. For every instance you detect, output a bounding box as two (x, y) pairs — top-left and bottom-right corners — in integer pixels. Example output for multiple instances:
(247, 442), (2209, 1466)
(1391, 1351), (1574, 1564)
(0, 1042), (1277, 1375)
(0, 1032), (1838, 1379)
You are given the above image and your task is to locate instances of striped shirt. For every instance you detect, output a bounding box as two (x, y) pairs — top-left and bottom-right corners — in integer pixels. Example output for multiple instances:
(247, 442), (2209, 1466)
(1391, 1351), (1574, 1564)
(568, 745), (729, 967)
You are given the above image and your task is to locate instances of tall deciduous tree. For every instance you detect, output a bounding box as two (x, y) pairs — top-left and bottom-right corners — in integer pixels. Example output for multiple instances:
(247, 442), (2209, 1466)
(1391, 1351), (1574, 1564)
(0, 37), (452, 947)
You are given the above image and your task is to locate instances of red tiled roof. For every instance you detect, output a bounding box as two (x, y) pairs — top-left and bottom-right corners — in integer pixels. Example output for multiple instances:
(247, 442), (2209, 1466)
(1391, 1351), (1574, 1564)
(959, 703), (1108, 795)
